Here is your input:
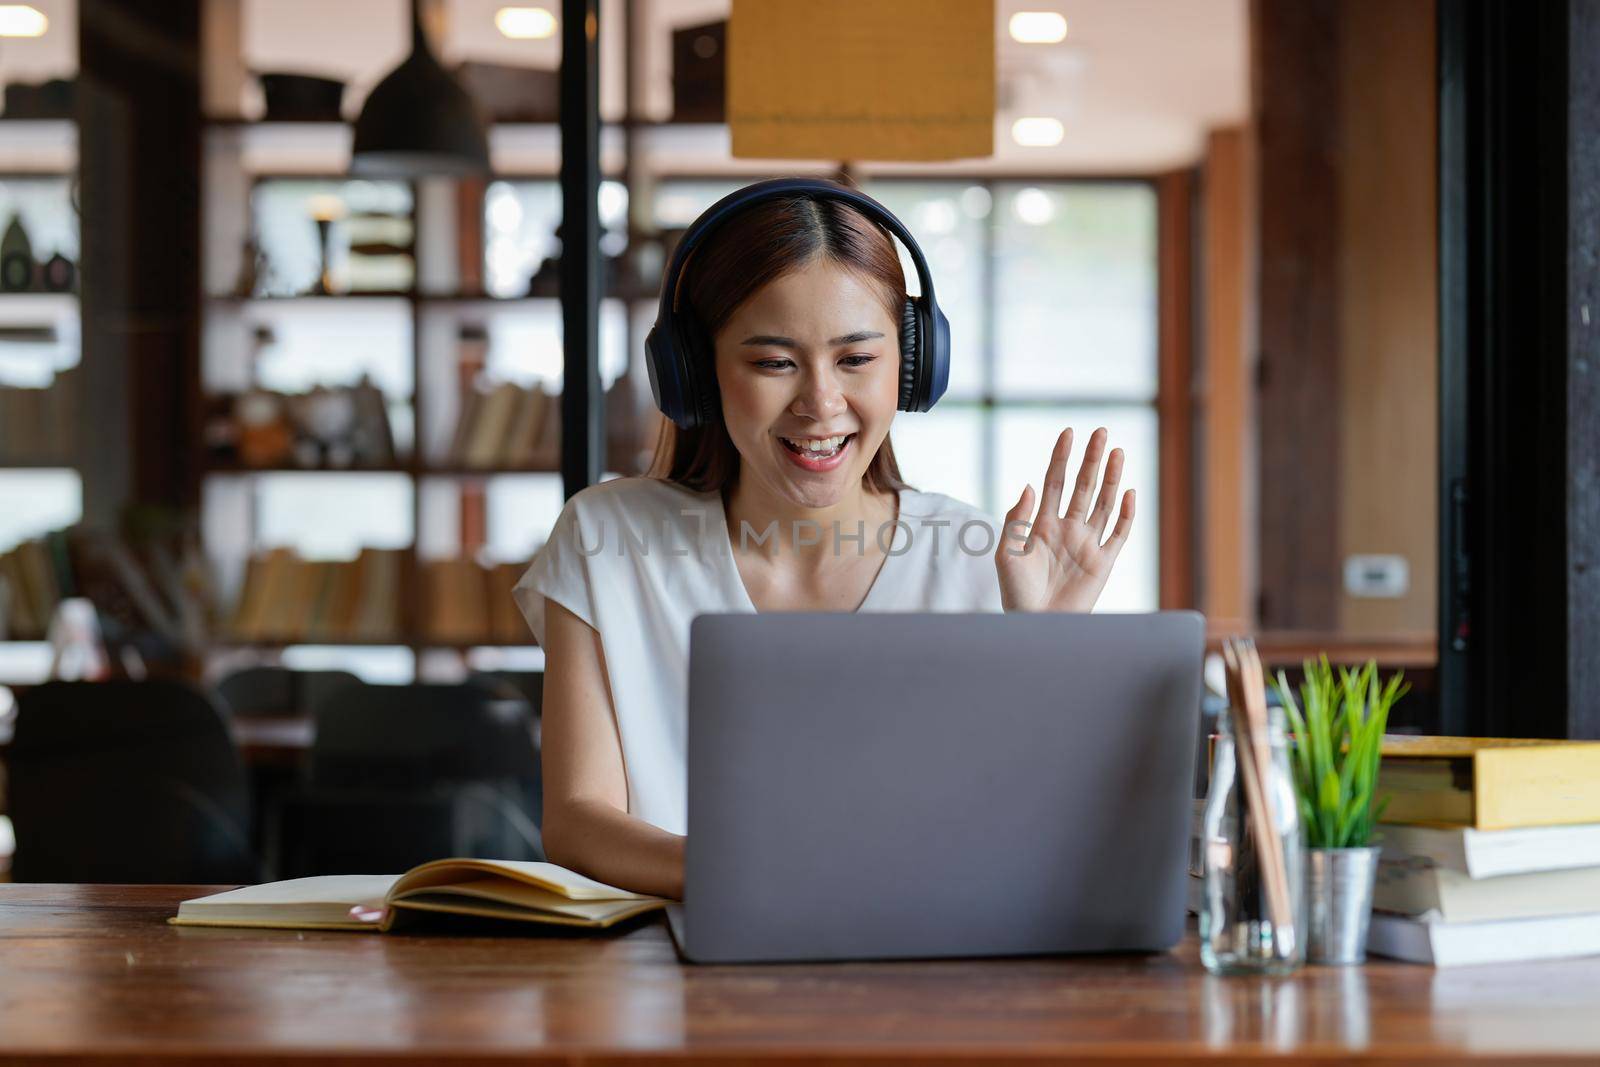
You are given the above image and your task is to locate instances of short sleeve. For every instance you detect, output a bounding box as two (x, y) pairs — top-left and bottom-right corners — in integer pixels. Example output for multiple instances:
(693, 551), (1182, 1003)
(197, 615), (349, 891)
(513, 496), (600, 646)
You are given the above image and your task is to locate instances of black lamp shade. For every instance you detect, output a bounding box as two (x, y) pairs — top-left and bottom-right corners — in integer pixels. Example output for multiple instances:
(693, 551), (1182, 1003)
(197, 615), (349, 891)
(351, 1), (491, 176)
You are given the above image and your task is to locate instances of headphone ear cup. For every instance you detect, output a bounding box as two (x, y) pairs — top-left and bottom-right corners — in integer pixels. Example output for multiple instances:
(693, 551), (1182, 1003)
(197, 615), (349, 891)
(696, 367), (719, 426)
(898, 299), (921, 411)
(676, 315), (719, 429)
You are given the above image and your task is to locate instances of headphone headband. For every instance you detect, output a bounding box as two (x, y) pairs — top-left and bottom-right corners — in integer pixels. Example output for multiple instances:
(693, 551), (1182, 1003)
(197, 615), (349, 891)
(655, 179), (939, 324)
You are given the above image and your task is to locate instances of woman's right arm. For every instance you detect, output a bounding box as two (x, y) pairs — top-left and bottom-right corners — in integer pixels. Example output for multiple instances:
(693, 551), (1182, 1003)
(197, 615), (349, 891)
(540, 598), (685, 899)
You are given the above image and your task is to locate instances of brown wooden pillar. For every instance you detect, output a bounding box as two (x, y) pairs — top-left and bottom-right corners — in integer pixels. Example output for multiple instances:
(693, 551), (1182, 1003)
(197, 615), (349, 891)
(1251, 0), (1343, 632)
(77, 0), (203, 518)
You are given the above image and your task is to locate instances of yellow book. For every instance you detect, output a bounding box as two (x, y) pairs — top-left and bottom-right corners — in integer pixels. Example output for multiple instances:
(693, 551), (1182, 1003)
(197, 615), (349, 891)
(503, 387), (549, 466)
(169, 859), (666, 933)
(1379, 736), (1600, 830)
(464, 382), (523, 469)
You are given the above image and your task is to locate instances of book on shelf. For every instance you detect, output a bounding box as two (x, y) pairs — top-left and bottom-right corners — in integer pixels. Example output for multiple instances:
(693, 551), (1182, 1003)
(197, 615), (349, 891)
(0, 365), (79, 465)
(447, 385), (484, 464)
(169, 859), (665, 933)
(352, 548), (404, 641)
(420, 556), (532, 644)
(448, 380), (559, 469)
(1377, 735), (1600, 831)
(230, 547), (403, 643)
(463, 381), (523, 468)
(2, 524), (214, 658)
(421, 557), (485, 643)
(530, 391), (560, 466)
(504, 387), (550, 465)
(489, 561), (529, 643)
(4, 537), (62, 640)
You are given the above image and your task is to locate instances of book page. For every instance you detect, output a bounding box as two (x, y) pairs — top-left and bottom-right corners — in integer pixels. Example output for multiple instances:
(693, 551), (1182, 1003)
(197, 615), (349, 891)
(388, 859), (660, 902)
(392, 879), (664, 923)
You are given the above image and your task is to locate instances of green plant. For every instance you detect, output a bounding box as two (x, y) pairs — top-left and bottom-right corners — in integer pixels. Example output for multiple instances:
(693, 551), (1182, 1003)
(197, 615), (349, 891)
(1272, 657), (1409, 849)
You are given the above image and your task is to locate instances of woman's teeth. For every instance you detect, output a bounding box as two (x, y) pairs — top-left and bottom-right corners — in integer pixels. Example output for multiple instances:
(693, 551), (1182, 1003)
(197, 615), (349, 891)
(780, 434), (852, 458)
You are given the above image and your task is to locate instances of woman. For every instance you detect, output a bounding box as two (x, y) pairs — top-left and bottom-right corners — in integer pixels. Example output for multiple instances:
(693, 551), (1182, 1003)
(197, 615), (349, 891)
(515, 179), (1136, 899)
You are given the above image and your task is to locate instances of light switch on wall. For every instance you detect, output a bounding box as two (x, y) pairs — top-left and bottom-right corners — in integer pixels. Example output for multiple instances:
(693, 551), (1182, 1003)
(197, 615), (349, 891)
(1343, 554), (1410, 598)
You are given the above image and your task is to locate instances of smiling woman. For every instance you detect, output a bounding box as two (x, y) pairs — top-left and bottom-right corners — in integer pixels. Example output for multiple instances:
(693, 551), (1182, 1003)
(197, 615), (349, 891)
(513, 178), (1137, 900)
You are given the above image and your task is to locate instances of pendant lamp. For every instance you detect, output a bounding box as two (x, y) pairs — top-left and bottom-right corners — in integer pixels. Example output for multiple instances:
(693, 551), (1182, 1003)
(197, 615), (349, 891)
(351, 0), (491, 176)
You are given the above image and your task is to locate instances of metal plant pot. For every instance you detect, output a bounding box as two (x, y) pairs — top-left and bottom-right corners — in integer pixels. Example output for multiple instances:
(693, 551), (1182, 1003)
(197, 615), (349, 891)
(1306, 845), (1381, 964)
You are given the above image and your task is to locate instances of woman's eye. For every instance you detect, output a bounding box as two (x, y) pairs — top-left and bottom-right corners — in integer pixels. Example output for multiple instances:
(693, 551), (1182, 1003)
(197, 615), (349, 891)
(752, 354), (874, 370)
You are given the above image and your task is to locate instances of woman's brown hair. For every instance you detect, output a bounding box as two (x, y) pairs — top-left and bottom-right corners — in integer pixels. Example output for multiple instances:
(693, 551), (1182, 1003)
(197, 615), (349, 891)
(644, 179), (915, 497)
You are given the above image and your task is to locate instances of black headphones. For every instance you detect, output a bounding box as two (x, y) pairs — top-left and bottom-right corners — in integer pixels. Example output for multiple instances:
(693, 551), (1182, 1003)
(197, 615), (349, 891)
(644, 177), (952, 430)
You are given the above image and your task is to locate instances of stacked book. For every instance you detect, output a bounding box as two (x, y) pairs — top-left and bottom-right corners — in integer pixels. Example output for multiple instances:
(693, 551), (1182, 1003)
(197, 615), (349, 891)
(1367, 736), (1600, 966)
(230, 547), (404, 643)
(447, 381), (559, 470)
(1190, 735), (1600, 967)
(419, 557), (534, 645)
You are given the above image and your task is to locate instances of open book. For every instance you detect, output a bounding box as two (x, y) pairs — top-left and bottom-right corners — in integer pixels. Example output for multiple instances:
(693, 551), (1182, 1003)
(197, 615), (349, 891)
(169, 859), (668, 932)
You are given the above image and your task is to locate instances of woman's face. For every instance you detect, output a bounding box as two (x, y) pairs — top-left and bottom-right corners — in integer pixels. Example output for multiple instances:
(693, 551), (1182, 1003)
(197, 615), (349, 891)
(712, 257), (902, 510)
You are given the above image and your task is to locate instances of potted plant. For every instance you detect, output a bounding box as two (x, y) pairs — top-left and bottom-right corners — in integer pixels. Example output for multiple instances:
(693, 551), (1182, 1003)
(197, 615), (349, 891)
(1273, 657), (1409, 964)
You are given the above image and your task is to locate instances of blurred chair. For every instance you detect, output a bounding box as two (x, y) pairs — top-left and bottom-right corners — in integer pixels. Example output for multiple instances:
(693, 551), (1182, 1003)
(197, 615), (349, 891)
(6, 680), (258, 884)
(467, 669), (543, 718)
(216, 666), (362, 718)
(274, 681), (542, 878)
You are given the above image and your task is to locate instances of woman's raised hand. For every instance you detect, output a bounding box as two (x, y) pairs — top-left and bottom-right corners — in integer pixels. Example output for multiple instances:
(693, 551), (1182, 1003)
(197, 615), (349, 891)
(994, 427), (1136, 614)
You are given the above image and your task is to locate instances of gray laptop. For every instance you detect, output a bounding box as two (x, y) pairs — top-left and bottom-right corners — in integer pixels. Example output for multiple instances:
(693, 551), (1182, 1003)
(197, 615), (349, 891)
(668, 610), (1205, 964)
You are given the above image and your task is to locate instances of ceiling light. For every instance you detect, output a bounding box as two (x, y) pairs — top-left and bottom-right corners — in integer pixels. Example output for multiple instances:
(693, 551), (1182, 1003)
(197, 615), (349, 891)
(1012, 188), (1056, 226)
(1011, 117), (1064, 148)
(495, 6), (557, 39)
(1009, 12), (1067, 44)
(352, 0), (491, 176)
(0, 5), (47, 37)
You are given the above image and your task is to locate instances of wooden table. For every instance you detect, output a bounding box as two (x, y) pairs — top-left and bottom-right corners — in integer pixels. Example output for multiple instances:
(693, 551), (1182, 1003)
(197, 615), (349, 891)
(4, 886), (1600, 1064)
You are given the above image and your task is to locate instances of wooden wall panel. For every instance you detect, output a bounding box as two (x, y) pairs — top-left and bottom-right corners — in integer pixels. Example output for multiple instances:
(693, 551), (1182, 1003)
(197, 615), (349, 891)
(1250, 0), (1437, 640)
(1336, 0), (1439, 634)
(79, 0), (203, 515)
(1199, 128), (1255, 632)
(1157, 170), (1196, 611)
(1251, 0), (1343, 632)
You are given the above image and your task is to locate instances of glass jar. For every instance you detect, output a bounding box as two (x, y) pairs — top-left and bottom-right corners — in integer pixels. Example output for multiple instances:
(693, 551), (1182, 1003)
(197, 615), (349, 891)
(1199, 706), (1306, 975)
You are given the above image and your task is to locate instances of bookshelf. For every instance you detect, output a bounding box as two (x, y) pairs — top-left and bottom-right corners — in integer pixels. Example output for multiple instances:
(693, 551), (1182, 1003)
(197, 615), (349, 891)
(197, 117), (670, 680)
(0, 121), (81, 684)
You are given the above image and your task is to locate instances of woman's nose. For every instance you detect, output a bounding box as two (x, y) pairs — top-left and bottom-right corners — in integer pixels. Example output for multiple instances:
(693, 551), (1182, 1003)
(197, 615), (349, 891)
(791, 369), (846, 420)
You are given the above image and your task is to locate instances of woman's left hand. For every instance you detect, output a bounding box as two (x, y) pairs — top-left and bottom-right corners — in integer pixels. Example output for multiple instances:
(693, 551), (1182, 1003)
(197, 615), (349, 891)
(994, 426), (1136, 613)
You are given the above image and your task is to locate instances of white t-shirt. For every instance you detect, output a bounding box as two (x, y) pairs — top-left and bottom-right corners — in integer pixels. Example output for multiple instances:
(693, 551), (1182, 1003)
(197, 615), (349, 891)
(513, 475), (1005, 835)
